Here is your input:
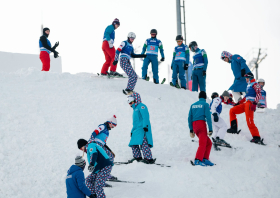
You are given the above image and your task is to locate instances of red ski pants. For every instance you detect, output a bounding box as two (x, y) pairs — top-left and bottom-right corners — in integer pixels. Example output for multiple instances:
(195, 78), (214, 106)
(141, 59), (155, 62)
(230, 101), (260, 137)
(193, 120), (212, 161)
(101, 41), (116, 74)
(40, 51), (50, 71)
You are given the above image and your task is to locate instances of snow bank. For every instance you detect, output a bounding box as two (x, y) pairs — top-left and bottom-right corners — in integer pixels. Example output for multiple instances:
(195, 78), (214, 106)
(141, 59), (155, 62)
(0, 69), (279, 198)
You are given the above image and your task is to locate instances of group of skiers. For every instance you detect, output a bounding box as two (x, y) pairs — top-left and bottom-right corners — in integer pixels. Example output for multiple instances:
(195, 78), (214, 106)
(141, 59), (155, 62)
(36, 18), (268, 197)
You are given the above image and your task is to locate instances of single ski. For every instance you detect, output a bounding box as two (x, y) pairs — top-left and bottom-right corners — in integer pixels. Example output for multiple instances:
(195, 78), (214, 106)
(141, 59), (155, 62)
(108, 179), (145, 184)
(161, 78), (166, 84)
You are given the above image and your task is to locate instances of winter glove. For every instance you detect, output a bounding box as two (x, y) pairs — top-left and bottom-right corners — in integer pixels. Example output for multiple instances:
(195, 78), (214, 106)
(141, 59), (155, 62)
(54, 51), (59, 58)
(184, 64), (189, 70)
(53, 41), (59, 49)
(108, 39), (114, 48)
(203, 70), (206, 76)
(89, 194), (97, 198)
(250, 102), (257, 112)
(212, 113), (219, 122)
(208, 131), (213, 137)
(171, 65), (173, 70)
(190, 130), (195, 138)
(113, 60), (118, 65)
(241, 69), (246, 77)
(257, 102), (261, 108)
(88, 165), (95, 172)
(160, 57), (165, 62)
(143, 127), (148, 132)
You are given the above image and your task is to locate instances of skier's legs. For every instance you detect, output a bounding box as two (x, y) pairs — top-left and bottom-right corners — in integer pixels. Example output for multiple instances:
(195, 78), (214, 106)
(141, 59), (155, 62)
(203, 136), (212, 160)
(192, 70), (199, 92)
(172, 62), (179, 85)
(94, 165), (112, 198)
(101, 41), (112, 74)
(120, 57), (137, 90)
(40, 51), (50, 71)
(108, 46), (116, 72)
(132, 145), (142, 158)
(193, 120), (208, 161)
(150, 56), (159, 83)
(142, 56), (151, 79)
(229, 103), (246, 126)
(86, 172), (97, 195)
(197, 69), (206, 92)
(140, 137), (153, 160)
(244, 101), (260, 137)
(178, 61), (186, 88)
(211, 116), (219, 139)
(216, 117), (228, 139)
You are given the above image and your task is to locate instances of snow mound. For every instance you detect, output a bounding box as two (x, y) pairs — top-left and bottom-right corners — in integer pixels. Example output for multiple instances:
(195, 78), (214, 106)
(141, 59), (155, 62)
(1, 69), (279, 198)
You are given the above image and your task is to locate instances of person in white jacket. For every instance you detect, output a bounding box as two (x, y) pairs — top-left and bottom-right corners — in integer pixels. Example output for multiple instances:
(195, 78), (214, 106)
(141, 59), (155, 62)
(210, 92), (231, 150)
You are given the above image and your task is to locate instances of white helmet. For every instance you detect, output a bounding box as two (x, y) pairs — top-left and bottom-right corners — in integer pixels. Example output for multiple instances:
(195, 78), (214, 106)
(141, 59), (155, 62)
(127, 96), (135, 104)
(257, 78), (265, 83)
(127, 32), (136, 39)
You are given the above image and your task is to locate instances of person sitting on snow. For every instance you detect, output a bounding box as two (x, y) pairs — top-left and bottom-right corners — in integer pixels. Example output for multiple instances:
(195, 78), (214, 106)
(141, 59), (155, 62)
(220, 90), (235, 106)
(257, 78), (267, 108)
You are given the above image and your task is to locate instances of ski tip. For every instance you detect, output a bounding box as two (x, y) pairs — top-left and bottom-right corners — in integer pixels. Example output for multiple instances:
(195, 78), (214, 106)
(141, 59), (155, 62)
(190, 160), (195, 166)
(237, 130), (241, 134)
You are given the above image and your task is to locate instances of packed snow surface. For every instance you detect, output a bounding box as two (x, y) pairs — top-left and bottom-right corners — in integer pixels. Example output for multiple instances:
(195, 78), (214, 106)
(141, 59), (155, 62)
(1, 68), (280, 198)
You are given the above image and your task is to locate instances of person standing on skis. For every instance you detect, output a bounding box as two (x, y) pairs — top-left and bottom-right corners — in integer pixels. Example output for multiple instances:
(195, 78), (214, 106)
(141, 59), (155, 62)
(257, 78), (267, 108)
(113, 32), (146, 95)
(227, 73), (264, 144)
(188, 91), (214, 166)
(141, 29), (165, 84)
(210, 92), (231, 150)
(101, 18), (122, 77)
(221, 51), (251, 102)
(127, 92), (155, 164)
(189, 41), (208, 92)
(39, 27), (59, 71)
(170, 35), (190, 89)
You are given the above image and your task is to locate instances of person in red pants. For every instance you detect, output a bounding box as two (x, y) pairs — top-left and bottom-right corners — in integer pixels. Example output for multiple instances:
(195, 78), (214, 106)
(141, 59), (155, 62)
(227, 73), (264, 144)
(101, 18), (122, 77)
(188, 91), (214, 166)
(39, 27), (59, 71)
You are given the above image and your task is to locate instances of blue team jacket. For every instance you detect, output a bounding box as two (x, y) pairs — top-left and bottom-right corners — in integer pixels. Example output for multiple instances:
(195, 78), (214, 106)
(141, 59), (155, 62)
(141, 37), (164, 57)
(103, 25), (115, 42)
(188, 98), (213, 131)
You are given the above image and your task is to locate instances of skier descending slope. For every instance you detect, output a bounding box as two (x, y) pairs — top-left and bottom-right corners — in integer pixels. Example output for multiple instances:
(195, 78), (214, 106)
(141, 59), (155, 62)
(77, 139), (113, 198)
(170, 35), (189, 89)
(101, 18), (123, 77)
(141, 29), (165, 83)
(188, 91), (214, 166)
(221, 51), (251, 102)
(210, 92), (231, 150)
(113, 32), (146, 95)
(87, 115), (117, 182)
(127, 92), (155, 164)
(227, 73), (264, 144)
(66, 156), (96, 198)
(39, 27), (59, 71)
(257, 78), (267, 108)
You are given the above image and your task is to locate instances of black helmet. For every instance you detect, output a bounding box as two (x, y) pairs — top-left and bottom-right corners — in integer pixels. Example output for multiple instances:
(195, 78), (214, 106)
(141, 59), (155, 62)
(176, 35), (183, 41)
(189, 41), (198, 52)
(211, 92), (219, 99)
(150, 29), (157, 34)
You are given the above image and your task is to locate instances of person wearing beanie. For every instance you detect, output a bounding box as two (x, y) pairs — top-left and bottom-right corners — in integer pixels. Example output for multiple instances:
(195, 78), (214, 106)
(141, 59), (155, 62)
(113, 32), (146, 95)
(210, 92), (232, 151)
(221, 51), (251, 102)
(189, 41), (208, 92)
(220, 90), (235, 106)
(77, 139), (113, 198)
(39, 27), (59, 71)
(66, 156), (96, 198)
(101, 18), (123, 77)
(141, 29), (165, 84)
(188, 91), (214, 166)
(126, 92), (155, 164)
(170, 35), (190, 89)
(227, 73), (264, 145)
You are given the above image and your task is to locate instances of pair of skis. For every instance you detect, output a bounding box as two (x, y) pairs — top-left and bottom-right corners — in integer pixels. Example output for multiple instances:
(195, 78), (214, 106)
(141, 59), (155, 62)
(145, 76), (166, 84)
(114, 159), (171, 168)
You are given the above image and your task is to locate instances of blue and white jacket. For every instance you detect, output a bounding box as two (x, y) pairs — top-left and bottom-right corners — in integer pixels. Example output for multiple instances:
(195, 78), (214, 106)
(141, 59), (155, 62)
(172, 44), (189, 63)
(192, 48), (208, 71)
(259, 89), (267, 108)
(39, 35), (52, 54)
(115, 40), (135, 61)
(141, 37), (164, 57)
(88, 123), (110, 146)
(210, 97), (223, 115)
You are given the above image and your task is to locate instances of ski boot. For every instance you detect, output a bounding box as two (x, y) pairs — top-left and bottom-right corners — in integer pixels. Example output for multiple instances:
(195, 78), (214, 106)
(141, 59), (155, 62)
(89, 194), (97, 198)
(216, 137), (232, 148)
(153, 78), (159, 84)
(250, 136), (265, 145)
(194, 159), (206, 166)
(100, 71), (109, 76)
(170, 82), (180, 89)
(141, 158), (156, 164)
(109, 71), (123, 78)
(128, 157), (143, 163)
(227, 120), (240, 134)
(104, 183), (112, 188)
(203, 159), (215, 166)
(212, 137), (221, 151)
(107, 175), (118, 182)
(123, 88), (134, 95)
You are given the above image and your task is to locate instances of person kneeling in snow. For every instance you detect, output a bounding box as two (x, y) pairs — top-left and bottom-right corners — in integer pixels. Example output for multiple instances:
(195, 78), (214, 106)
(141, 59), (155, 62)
(77, 139), (113, 198)
(210, 92), (231, 150)
(188, 91), (214, 166)
(127, 92), (155, 164)
(66, 156), (96, 198)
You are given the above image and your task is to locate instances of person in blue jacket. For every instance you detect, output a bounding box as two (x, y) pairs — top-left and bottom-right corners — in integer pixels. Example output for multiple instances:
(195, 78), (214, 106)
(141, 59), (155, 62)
(77, 139), (113, 198)
(189, 41), (208, 92)
(188, 91), (214, 166)
(126, 92), (155, 164)
(170, 35), (190, 89)
(66, 156), (96, 198)
(141, 29), (165, 84)
(221, 51), (251, 102)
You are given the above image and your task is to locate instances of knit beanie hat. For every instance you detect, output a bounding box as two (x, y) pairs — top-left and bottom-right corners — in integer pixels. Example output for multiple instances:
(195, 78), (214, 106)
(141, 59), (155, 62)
(221, 90), (230, 97)
(75, 156), (86, 169)
(77, 139), (88, 149)
(199, 91), (207, 99)
(107, 115), (117, 127)
(112, 18), (120, 26)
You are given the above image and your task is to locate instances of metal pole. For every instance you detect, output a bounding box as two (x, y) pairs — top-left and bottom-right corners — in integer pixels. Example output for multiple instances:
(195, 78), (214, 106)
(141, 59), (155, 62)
(255, 48), (261, 80)
(176, 0), (182, 35)
(182, 0), (186, 45)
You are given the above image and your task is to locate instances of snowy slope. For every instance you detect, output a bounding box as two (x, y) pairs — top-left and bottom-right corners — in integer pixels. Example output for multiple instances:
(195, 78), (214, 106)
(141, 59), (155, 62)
(0, 68), (280, 198)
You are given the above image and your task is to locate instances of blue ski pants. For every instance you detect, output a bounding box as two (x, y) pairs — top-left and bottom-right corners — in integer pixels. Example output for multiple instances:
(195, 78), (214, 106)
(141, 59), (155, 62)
(192, 68), (206, 92)
(142, 55), (159, 83)
(172, 61), (186, 89)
